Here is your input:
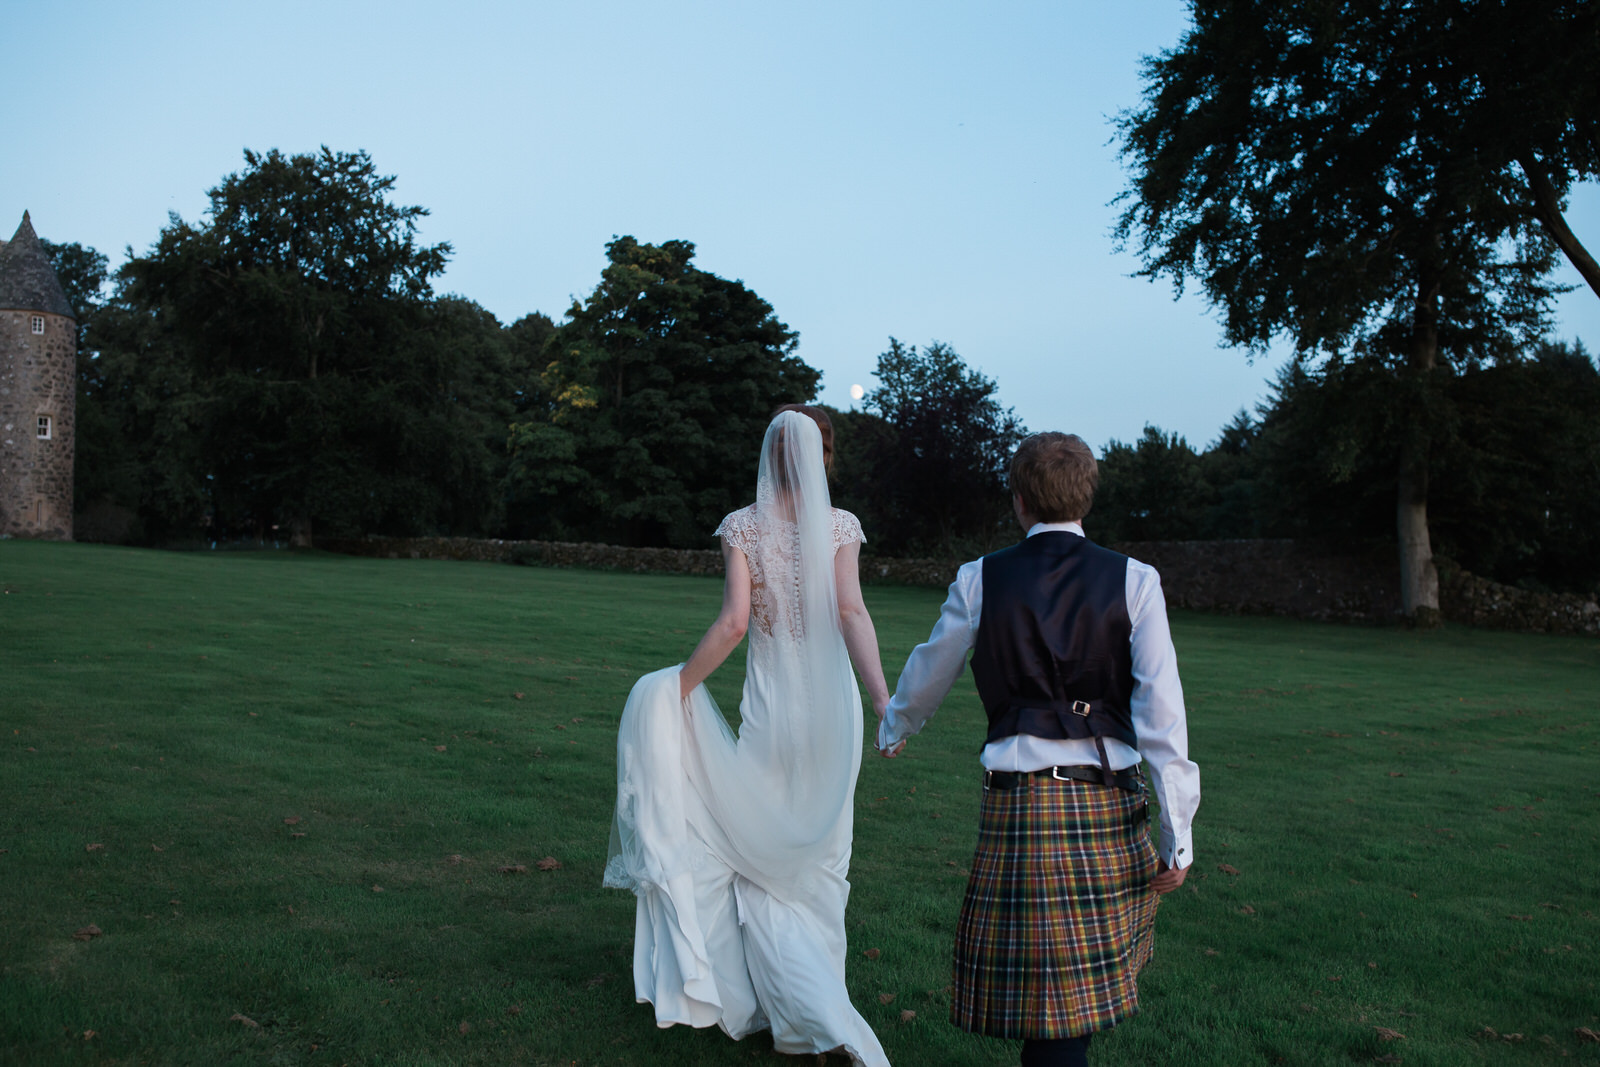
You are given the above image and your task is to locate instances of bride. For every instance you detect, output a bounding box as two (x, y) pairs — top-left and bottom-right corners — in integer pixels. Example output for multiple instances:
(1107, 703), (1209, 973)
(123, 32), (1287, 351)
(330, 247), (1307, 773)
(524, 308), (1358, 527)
(604, 406), (893, 1065)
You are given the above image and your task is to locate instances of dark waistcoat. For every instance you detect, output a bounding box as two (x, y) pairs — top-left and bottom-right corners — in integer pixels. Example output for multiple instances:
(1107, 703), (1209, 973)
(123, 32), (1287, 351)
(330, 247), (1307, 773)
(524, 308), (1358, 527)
(970, 531), (1138, 747)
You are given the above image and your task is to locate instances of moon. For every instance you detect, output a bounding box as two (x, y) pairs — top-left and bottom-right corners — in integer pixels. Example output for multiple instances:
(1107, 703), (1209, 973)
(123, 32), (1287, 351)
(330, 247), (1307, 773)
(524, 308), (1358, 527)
(849, 383), (865, 401)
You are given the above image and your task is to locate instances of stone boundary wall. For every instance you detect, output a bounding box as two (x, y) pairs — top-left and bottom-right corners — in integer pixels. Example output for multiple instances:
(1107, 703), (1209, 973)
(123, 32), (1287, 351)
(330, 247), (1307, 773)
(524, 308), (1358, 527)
(318, 534), (1597, 637)
(1439, 564), (1600, 636)
(1107, 539), (1402, 624)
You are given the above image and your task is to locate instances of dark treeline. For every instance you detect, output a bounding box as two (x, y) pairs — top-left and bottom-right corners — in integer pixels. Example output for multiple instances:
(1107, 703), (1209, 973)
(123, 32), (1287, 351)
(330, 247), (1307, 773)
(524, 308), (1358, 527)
(43, 147), (1599, 596)
(49, 148), (1025, 559)
(1087, 343), (1600, 595)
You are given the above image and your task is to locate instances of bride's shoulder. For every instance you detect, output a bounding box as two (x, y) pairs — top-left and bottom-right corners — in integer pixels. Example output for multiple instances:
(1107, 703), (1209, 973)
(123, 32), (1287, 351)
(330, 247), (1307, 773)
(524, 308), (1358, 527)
(830, 507), (866, 547)
(713, 504), (758, 544)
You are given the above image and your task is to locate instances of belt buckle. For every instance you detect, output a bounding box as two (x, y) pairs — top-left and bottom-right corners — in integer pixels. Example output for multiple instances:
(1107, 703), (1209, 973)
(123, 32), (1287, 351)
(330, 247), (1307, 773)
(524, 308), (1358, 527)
(1050, 765), (1072, 782)
(982, 769), (993, 791)
(1070, 700), (1091, 717)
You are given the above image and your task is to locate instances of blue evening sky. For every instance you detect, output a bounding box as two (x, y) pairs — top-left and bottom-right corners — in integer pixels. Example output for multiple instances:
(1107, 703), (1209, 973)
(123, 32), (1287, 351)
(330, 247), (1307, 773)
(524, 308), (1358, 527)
(5, 1), (1596, 453)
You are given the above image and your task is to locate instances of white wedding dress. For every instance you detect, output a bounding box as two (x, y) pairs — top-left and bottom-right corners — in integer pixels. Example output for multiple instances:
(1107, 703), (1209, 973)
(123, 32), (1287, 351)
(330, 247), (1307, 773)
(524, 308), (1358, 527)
(604, 413), (890, 1066)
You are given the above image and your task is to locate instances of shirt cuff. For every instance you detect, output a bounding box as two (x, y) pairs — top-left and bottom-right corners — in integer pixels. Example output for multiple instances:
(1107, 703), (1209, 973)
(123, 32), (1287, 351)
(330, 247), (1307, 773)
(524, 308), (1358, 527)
(876, 714), (896, 751)
(1161, 829), (1193, 870)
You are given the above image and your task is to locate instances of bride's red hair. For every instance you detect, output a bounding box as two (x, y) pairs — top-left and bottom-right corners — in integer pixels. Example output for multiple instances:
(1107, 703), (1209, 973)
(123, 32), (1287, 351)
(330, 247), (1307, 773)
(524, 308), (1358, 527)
(771, 404), (834, 473)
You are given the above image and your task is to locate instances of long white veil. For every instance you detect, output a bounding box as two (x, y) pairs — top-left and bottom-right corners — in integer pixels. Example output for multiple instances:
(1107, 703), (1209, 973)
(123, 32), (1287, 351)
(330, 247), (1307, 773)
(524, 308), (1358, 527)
(605, 410), (862, 899)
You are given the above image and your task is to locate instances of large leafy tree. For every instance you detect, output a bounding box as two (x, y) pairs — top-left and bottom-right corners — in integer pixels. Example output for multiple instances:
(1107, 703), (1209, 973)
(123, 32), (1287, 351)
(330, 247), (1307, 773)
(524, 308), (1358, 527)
(1088, 426), (1213, 545)
(1245, 345), (1600, 594)
(839, 339), (1025, 557)
(1115, 0), (1598, 621)
(97, 148), (510, 543)
(504, 237), (818, 547)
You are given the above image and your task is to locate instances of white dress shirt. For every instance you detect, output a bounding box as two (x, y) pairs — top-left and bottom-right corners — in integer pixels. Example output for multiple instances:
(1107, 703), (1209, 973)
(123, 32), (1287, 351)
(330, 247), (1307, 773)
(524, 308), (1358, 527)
(878, 521), (1200, 869)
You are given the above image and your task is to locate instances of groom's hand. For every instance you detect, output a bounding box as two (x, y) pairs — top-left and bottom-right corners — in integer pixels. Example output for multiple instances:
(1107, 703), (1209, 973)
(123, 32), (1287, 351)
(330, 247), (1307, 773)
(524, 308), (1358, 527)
(1151, 860), (1188, 894)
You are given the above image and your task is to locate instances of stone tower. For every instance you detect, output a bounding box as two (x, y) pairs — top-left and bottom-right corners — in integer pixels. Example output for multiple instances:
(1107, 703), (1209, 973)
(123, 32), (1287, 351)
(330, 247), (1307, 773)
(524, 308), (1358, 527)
(0, 212), (77, 540)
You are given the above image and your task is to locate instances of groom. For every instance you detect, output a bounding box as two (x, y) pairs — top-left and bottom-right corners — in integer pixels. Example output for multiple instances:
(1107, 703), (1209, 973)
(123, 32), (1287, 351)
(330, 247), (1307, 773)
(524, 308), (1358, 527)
(877, 432), (1199, 1067)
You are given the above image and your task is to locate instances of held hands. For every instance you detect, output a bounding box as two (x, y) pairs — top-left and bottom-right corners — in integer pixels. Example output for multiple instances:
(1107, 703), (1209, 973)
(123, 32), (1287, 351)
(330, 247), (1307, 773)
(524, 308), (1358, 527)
(1151, 860), (1188, 895)
(878, 740), (906, 759)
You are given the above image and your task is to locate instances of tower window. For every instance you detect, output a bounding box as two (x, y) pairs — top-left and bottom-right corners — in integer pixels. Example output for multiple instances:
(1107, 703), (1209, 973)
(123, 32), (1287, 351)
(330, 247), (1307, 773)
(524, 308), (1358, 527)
(37, 415), (52, 440)
(31, 316), (45, 334)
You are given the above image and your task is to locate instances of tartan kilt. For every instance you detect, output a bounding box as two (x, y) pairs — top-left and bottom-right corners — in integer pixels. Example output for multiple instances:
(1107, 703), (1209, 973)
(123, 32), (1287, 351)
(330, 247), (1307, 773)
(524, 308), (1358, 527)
(950, 771), (1161, 1039)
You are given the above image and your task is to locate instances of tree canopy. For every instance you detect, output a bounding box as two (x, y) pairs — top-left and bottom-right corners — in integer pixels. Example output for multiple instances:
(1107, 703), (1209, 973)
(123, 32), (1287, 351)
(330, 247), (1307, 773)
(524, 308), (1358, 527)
(85, 148), (514, 543)
(831, 339), (1025, 557)
(504, 237), (818, 547)
(1114, 0), (1599, 619)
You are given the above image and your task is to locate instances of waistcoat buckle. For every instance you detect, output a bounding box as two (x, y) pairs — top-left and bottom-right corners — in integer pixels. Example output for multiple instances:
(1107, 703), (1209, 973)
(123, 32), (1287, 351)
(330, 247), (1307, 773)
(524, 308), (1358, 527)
(1070, 700), (1091, 717)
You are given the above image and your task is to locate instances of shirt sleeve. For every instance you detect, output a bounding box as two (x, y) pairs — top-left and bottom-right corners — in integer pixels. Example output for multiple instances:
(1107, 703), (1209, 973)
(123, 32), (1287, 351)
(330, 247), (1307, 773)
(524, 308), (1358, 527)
(879, 560), (982, 750)
(1126, 558), (1200, 869)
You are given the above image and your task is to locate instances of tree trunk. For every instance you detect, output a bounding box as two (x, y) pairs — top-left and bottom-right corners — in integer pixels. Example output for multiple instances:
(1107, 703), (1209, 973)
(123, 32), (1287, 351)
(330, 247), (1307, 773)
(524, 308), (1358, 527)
(1518, 155), (1600, 301)
(1396, 435), (1439, 625)
(1398, 259), (1442, 625)
(289, 515), (313, 549)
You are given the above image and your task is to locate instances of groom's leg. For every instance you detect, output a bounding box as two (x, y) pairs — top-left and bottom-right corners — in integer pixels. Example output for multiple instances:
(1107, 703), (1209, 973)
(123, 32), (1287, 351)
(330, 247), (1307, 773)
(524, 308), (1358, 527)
(1019, 1033), (1091, 1067)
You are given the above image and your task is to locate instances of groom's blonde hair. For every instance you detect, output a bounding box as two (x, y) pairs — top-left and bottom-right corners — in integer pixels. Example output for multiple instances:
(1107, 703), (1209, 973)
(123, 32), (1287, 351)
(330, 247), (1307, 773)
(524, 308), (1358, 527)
(1010, 432), (1098, 523)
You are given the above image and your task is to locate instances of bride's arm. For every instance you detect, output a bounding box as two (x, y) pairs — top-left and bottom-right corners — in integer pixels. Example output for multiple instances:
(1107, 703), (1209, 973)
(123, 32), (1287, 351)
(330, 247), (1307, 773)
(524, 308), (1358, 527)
(834, 541), (891, 719)
(678, 539), (752, 700)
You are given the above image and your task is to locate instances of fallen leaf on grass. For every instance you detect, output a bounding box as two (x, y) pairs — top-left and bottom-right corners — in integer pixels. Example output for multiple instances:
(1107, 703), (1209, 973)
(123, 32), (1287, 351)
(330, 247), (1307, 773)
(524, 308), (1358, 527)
(151, 845), (163, 852)
(1239, 905), (1256, 915)
(446, 854), (465, 866)
(583, 973), (611, 989)
(1502, 1033), (1525, 1042)
(1327, 975), (1342, 982)
(1575, 1027), (1600, 1043)
(458, 1021), (471, 1035)
(506, 1004), (522, 1016)
(1388, 772), (1405, 778)
(1373, 1055), (1401, 1064)
(434, 745), (448, 752)
(499, 865), (528, 874)
(230, 1013), (260, 1029)
(1217, 863), (1240, 875)
(899, 1010), (916, 1022)
(85, 843), (104, 852)
(283, 816), (301, 825)
(877, 993), (895, 1005)
(72, 924), (102, 941)
(371, 885), (385, 893)
(290, 833), (306, 839)
(1204, 948), (1219, 957)
(1508, 914), (1533, 921)
(536, 856), (562, 871)
(513, 692), (524, 700)
(862, 948), (881, 960)
(1375, 1027), (1405, 1041)
(82, 1030), (96, 1040)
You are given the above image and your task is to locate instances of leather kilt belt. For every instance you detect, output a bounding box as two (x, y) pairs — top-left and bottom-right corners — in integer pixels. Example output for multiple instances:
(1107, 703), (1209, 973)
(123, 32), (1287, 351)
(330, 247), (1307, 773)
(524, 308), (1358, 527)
(951, 770), (1161, 1039)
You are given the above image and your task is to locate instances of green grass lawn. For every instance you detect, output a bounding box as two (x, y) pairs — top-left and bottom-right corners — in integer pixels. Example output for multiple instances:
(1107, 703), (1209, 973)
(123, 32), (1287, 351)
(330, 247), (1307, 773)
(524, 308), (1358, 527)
(2, 541), (1597, 1066)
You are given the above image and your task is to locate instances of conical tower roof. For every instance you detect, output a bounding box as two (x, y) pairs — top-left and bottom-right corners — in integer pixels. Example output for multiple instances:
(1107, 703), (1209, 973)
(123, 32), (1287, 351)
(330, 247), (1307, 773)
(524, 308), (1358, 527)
(0, 212), (75, 319)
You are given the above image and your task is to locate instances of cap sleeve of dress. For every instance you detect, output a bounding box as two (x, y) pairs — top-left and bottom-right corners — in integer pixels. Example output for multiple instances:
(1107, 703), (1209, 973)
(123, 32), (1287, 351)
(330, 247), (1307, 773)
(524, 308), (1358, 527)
(831, 508), (865, 549)
(714, 505), (758, 555)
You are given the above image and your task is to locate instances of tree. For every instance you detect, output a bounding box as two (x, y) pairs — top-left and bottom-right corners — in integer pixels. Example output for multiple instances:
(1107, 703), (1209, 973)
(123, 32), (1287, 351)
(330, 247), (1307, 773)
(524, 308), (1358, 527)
(504, 237), (818, 547)
(1088, 426), (1212, 544)
(1115, 0), (1598, 622)
(845, 339), (1026, 556)
(40, 239), (122, 517)
(94, 147), (518, 543)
